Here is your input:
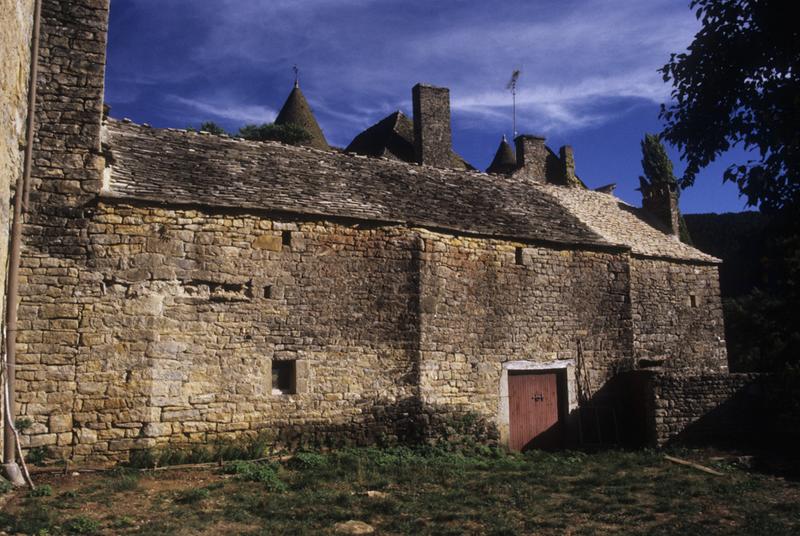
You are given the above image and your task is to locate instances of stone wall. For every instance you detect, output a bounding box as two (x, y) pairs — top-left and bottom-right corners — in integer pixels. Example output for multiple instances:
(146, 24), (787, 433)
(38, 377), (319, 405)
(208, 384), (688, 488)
(18, 204), (425, 460)
(15, 197), (643, 461)
(643, 372), (766, 446)
(417, 235), (634, 444)
(630, 258), (727, 371)
(30, 0), (107, 206)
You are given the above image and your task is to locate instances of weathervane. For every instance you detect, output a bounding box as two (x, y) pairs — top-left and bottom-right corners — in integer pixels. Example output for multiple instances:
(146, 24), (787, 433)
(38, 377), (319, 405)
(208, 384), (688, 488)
(506, 69), (521, 138)
(293, 65), (299, 88)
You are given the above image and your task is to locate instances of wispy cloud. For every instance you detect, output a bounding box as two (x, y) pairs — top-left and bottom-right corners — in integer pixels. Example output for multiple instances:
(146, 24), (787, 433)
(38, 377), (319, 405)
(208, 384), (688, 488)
(168, 96), (277, 124)
(108, 0), (699, 139)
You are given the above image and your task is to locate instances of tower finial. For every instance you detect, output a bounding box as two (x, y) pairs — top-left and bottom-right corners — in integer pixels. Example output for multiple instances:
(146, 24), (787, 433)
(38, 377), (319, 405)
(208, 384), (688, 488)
(293, 65), (299, 88)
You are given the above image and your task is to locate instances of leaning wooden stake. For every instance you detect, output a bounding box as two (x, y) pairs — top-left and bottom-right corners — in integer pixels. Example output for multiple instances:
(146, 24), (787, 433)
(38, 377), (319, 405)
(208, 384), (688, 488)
(664, 455), (724, 476)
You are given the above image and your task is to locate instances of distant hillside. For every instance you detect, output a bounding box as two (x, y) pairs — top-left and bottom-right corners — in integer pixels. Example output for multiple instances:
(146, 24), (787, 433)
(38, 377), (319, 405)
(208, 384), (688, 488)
(684, 211), (768, 298)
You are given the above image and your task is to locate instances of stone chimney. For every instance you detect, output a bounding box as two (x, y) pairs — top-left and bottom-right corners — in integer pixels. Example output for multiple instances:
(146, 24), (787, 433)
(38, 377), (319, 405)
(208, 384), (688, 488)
(559, 145), (578, 187)
(513, 135), (548, 182)
(412, 83), (452, 168)
(640, 179), (680, 237)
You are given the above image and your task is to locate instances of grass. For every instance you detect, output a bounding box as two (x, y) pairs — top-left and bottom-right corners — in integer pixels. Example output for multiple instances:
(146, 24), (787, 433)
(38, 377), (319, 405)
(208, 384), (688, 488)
(0, 447), (798, 535)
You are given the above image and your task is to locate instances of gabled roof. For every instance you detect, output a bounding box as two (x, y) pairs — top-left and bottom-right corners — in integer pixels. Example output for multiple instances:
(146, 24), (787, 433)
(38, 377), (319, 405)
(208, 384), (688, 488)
(346, 111), (475, 171)
(486, 136), (517, 174)
(539, 184), (718, 262)
(101, 119), (719, 263)
(345, 111), (415, 162)
(274, 84), (329, 150)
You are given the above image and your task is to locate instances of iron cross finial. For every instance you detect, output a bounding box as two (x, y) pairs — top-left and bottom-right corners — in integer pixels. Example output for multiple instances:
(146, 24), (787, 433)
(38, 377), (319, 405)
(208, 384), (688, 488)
(293, 65), (299, 88)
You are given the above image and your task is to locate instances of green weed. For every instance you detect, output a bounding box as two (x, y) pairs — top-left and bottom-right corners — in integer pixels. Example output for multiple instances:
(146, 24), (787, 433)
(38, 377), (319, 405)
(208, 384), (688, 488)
(175, 487), (210, 504)
(224, 460), (287, 492)
(63, 515), (100, 534)
(30, 484), (52, 497)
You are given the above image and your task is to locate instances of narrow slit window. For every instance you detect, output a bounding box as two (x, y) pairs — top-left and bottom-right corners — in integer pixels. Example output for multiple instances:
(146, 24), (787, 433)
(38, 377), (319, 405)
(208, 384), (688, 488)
(282, 230), (292, 247)
(689, 294), (698, 308)
(264, 285), (273, 299)
(515, 247), (524, 266)
(272, 360), (296, 395)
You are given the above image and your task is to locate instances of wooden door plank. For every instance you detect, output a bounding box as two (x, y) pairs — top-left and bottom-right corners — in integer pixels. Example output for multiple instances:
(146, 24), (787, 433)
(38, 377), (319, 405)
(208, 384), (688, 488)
(509, 371), (562, 451)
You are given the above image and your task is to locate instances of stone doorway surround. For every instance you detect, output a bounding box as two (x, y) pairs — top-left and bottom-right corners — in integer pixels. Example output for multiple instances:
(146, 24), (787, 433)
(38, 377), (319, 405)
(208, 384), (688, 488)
(497, 359), (577, 448)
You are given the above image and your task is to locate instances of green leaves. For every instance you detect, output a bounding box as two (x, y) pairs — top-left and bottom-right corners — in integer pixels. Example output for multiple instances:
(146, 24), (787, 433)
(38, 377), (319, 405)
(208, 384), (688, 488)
(660, 0), (800, 212)
(640, 133), (678, 192)
(186, 121), (313, 146)
(237, 123), (312, 145)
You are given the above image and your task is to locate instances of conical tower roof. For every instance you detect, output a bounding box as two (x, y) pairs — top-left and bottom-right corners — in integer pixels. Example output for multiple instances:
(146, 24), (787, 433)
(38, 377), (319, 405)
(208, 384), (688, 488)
(274, 83), (329, 150)
(486, 136), (517, 174)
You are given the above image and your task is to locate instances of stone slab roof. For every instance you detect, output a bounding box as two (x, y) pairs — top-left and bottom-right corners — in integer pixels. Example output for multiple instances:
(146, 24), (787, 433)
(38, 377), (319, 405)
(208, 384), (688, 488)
(539, 184), (720, 262)
(102, 119), (718, 263)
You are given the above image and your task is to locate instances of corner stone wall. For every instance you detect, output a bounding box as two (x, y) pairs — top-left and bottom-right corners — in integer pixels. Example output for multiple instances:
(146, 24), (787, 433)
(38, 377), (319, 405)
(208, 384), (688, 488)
(30, 0), (107, 206)
(630, 258), (727, 371)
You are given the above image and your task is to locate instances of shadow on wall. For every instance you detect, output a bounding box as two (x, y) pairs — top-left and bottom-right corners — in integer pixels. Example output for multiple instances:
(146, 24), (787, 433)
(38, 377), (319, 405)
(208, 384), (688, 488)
(504, 373), (654, 453)
(627, 372), (800, 453)
(568, 372), (655, 450)
(122, 398), (501, 464)
(667, 380), (768, 448)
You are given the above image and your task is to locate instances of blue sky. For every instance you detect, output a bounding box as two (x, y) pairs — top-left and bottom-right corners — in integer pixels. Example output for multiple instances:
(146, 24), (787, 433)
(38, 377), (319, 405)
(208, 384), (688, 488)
(105, 0), (752, 215)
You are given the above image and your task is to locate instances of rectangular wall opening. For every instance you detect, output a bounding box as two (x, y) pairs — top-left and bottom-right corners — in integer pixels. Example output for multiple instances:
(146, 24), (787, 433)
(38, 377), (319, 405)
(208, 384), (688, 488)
(272, 360), (296, 395)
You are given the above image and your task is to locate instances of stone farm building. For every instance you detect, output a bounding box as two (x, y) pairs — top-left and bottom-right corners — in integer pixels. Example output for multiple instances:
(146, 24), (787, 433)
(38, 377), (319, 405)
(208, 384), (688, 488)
(1, 0), (747, 464)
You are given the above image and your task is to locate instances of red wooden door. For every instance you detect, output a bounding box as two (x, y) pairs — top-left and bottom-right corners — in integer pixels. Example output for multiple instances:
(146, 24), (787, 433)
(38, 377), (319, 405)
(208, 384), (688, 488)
(509, 372), (561, 451)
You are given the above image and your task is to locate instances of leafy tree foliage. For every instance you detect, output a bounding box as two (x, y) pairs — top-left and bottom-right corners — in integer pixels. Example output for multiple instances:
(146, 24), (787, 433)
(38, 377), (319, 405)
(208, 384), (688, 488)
(640, 133), (677, 191)
(199, 121), (226, 136)
(186, 121), (227, 136)
(723, 208), (800, 372)
(661, 1), (799, 376)
(659, 0), (799, 212)
(237, 123), (312, 145)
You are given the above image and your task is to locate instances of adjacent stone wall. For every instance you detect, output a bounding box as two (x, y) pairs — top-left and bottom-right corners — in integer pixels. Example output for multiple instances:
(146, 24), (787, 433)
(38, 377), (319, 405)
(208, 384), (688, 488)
(643, 372), (766, 446)
(417, 235), (634, 435)
(630, 258), (727, 371)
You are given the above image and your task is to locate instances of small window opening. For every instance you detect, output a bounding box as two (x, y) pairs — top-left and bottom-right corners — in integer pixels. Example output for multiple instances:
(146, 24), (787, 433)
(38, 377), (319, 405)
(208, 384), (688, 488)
(264, 285), (273, 299)
(272, 360), (296, 395)
(282, 230), (292, 247)
(515, 247), (524, 266)
(689, 294), (698, 308)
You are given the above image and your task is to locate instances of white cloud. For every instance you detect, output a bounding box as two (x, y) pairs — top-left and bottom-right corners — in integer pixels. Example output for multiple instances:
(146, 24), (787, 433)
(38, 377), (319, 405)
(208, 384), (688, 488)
(109, 0), (701, 139)
(168, 96), (276, 124)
